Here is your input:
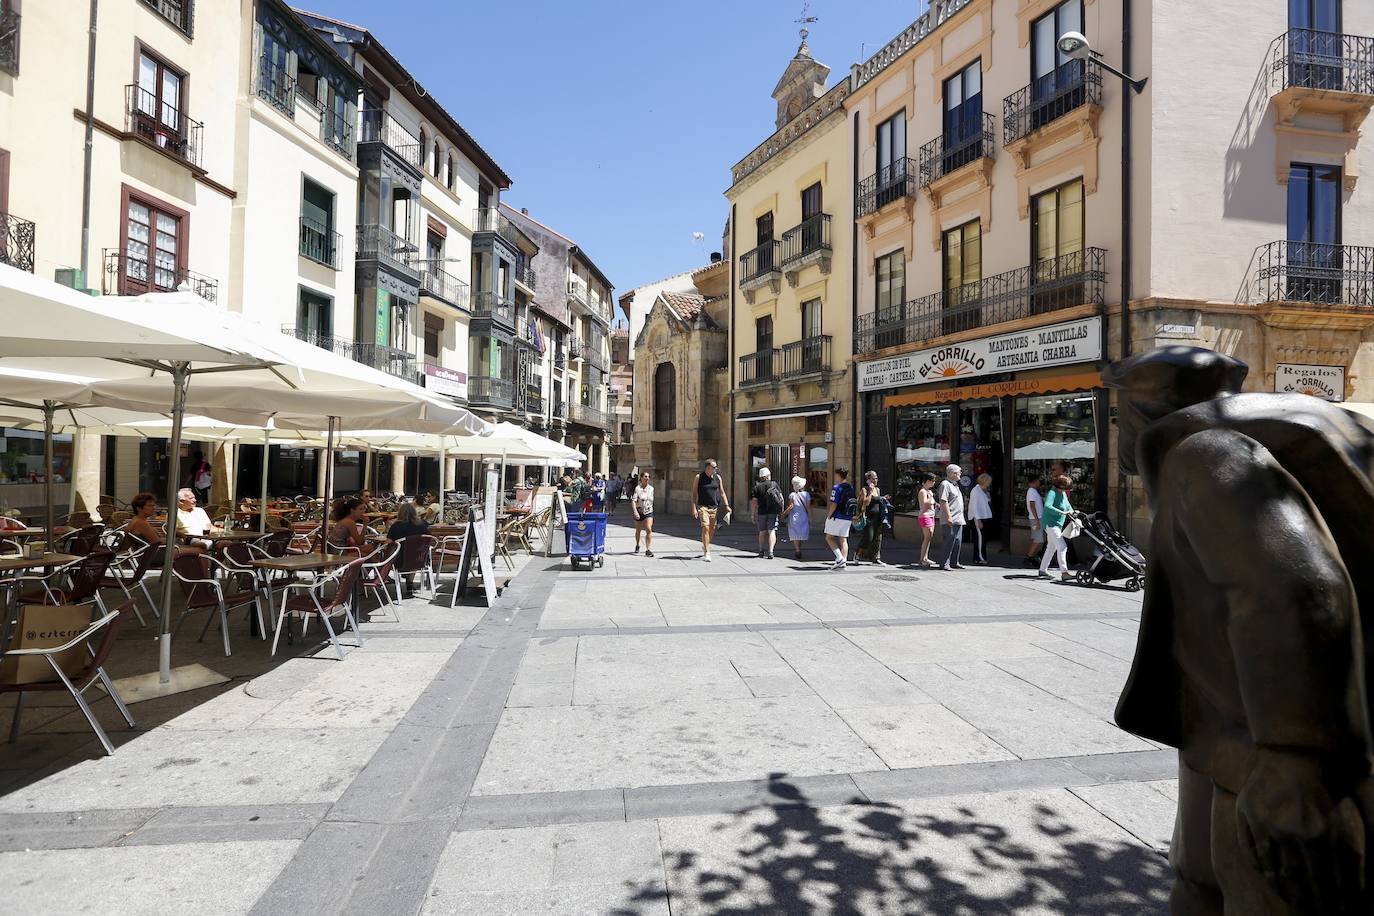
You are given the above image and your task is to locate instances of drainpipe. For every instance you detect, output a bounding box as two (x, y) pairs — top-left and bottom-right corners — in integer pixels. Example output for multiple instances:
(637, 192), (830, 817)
(1115, 0), (1135, 529)
(728, 204), (737, 509)
(79, 0), (98, 285)
(850, 110), (860, 486)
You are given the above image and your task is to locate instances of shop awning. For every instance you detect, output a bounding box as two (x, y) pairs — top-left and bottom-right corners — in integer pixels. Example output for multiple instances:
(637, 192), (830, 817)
(736, 401), (838, 423)
(883, 371), (1102, 409)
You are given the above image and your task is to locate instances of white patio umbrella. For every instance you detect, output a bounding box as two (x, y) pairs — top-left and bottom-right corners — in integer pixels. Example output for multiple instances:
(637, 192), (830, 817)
(0, 268), (490, 681)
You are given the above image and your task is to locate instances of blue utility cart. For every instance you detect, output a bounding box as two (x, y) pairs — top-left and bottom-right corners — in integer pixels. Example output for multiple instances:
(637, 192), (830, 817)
(565, 512), (607, 569)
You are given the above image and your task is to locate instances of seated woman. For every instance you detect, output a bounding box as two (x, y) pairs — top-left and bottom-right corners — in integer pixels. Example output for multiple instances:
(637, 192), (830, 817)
(388, 502), (430, 542)
(326, 496), (369, 554)
(416, 493), (441, 524)
(126, 491), (165, 550)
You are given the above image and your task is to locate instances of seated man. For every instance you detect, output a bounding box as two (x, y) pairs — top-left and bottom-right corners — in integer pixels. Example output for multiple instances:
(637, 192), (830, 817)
(175, 487), (221, 546)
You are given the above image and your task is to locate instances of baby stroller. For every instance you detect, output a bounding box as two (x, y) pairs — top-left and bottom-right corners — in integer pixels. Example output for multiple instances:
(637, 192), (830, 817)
(1070, 511), (1146, 591)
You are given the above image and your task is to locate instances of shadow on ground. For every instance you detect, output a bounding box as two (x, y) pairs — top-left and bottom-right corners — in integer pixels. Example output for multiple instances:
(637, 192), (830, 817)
(611, 775), (1170, 915)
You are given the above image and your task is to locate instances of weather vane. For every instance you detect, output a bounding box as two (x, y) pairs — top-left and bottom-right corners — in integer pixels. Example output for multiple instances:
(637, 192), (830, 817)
(796, 1), (818, 42)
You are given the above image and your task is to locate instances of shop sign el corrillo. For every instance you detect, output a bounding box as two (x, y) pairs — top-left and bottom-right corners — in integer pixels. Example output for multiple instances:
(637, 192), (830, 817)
(857, 316), (1103, 393)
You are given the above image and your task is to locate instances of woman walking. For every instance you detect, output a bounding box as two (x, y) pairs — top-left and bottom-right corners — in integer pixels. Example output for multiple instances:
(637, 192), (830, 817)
(785, 476), (811, 560)
(854, 470), (885, 564)
(969, 473), (994, 565)
(632, 471), (655, 557)
(916, 472), (937, 567)
(1038, 475), (1074, 581)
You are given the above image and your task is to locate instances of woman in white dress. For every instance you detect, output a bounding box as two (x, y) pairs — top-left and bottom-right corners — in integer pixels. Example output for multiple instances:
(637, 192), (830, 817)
(785, 476), (811, 560)
(968, 472), (994, 565)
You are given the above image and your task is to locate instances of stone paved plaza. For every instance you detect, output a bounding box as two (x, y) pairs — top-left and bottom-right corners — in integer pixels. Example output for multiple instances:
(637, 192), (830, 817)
(0, 516), (1174, 914)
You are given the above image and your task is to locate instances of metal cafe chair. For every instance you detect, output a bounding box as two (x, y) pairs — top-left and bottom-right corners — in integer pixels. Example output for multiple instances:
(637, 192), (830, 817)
(359, 541), (402, 622)
(171, 552), (263, 657)
(393, 534), (438, 599)
(270, 558), (366, 661)
(2, 607), (136, 756)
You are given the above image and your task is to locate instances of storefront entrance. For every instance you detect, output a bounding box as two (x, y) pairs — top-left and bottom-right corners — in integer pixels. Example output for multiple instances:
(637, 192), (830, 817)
(957, 400), (1003, 543)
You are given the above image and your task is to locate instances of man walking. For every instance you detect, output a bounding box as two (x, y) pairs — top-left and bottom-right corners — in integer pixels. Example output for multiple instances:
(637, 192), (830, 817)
(936, 464), (966, 570)
(750, 467), (784, 559)
(1024, 473), (1045, 566)
(605, 472), (624, 516)
(824, 467), (856, 570)
(690, 459), (731, 562)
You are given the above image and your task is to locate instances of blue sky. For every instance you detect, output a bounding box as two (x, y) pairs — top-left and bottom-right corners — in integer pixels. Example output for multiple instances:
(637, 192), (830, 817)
(303, 0), (930, 305)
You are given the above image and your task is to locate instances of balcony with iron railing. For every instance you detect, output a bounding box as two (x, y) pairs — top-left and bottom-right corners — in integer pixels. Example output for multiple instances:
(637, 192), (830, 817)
(739, 240), (783, 301)
(581, 339), (608, 372)
(516, 262), (537, 292)
(570, 402), (612, 429)
(781, 214), (832, 276)
(739, 348), (780, 387)
(552, 398), (566, 419)
(0, 5), (19, 76)
(472, 208), (525, 251)
(471, 290), (515, 326)
(567, 275), (589, 305)
(781, 335), (832, 378)
(103, 248), (217, 303)
(299, 217), (340, 270)
(125, 84), (203, 169)
(0, 212), (35, 273)
(140, 0), (193, 37)
(256, 62), (295, 115)
(416, 259), (470, 308)
(567, 335), (584, 359)
(1270, 29), (1374, 125)
(356, 224), (419, 279)
(358, 108), (422, 171)
(280, 326), (419, 384)
(1004, 58), (1102, 147)
(856, 158), (917, 219)
(1242, 240), (1374, 309)
(469, 375), (515, 410)
(919, 111), (996, 188)
(855, 247), (1107, 353)
(554, 348), (567, 370)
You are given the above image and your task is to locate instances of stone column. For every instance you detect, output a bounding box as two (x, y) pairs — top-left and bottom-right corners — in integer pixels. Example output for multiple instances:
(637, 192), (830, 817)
(315, 449), (328, 499)
(390, 455), (406, 495)
(71, 431), (102, 520)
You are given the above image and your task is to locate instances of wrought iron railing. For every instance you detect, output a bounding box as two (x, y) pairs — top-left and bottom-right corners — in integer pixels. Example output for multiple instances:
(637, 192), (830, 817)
(1004, 59), (1102, 145)
(256, 62), (295, 114)
(516, 263), (537, 290)
(740, 240), (782, 283)
(417, 259), (470, 307)
(318, 104), (353, 160)
(469, 375), (515, 408)
(571, 403), (612, 429)
(739, 348), (780, 386)
(353, 342), (418, 383)
(855, 247), (1106, 353)
(358, 109), (421, 169)
(0, 5), (19, 77)
(0, 212), (35, 273)
(1245, 241), (1374, 308)
(356, 224), (418, 272)
(1272, 28), (1374, 96)
(919, 111), (995, 186)
(567, 275), (589, 304)
(552, 398), (566, 418)
(471, 290), (515, 325)
(782, 214), (831, 267)
(140, 0), (193, 37)
(567, 335), (583, 357)
(554, 350), (567, 370)
(581, 340), (608, 372)
(102, 249), (218, 303)
(856, 157), (917, 218)
(299, 216), (339, 269)
(125, 84), (204, 168)
(281, 325), (350, 356)
(781, 335), (831, 377)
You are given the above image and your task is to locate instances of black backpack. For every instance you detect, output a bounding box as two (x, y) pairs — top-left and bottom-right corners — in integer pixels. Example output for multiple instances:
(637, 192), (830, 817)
(762, 481), (785, 515)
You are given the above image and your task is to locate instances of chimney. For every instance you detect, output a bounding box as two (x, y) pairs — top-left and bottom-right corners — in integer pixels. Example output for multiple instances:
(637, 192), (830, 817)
(521, 207), (529, 215)
(710, 251), (722, 263)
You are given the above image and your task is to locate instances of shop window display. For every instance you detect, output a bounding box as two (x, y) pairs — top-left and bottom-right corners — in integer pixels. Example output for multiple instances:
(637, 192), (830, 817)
(893, 406), (952, 512)
(1012, 393), (1096, 518)
(0, 430), (72, 484)
(807, 444), (829, 506)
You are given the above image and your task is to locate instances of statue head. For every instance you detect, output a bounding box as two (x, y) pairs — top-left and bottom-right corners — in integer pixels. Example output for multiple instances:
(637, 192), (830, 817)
(1103, 346), (1248, 475)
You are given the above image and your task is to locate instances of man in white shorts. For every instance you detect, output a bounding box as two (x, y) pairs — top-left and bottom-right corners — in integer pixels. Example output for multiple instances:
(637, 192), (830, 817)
(824, 467), (856, 570)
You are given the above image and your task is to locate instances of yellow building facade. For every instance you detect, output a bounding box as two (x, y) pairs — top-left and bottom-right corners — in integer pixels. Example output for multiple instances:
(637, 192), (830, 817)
(726, 41), (854, 517)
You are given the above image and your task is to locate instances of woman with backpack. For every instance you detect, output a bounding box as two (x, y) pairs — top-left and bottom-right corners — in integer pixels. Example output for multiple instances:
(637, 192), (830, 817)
(824, 467), (856, 571)
(750, 467), (785, 559)
(854, 470), (886, 564)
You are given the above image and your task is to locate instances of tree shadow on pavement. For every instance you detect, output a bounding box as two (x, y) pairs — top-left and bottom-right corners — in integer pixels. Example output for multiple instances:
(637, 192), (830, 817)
(611, 774), (1170, 915)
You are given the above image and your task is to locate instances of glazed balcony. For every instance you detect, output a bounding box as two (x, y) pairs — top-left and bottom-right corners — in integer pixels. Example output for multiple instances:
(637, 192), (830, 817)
(856, 247), (1106, 353)
(1004, 59), (1102, 146)
(356, 223), (419, 278)
(358, 108), (422, 170)
(1244, 240), (1374, 309)
(472, 208), (525, 251)
(739, 240), (782, 303)
(580, 339), (608, 372)
(140, 0), (193, 37)
(781, 214), (832, 284)
(0, 212), (35, 273)
(471, 290), (515, 325)
(1270, 29), (1374, 127)
(570, 402), (612, 429)
(919, 111), (996, 187)
(856, 157), (917, 220)
(416, 259), (470, 309)
(299, 216), (340, 270)
(468, 375), (515, 411)
(125, 84), (203, 168)
(0, 5), (19, 76)
(102, 249), (218, 303)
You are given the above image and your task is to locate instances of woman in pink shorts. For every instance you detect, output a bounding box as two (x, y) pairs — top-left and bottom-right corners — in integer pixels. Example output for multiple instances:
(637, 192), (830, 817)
(916, 472), (938, 567)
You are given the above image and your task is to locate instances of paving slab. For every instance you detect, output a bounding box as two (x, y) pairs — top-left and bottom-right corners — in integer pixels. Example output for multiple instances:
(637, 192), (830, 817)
(252, 651), (451, 730)
(834, 703), (1018, 769)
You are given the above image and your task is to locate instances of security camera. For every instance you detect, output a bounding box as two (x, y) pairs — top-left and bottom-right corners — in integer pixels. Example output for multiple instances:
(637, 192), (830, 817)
(1058, 31), (1091, 60)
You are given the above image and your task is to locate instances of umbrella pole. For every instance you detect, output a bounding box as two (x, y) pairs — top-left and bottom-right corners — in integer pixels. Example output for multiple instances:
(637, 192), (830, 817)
(363, 447), (372, 491)
(438, 443), (446, 524)
(42, 401), (55, 544)
(159, 361), (190, 684)
(259, 427), (270, 534)
(319, 417), (336, 555)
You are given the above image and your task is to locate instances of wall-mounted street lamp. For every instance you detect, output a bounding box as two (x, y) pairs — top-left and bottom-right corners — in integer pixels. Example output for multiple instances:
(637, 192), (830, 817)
(1058, 31), (1148, 94)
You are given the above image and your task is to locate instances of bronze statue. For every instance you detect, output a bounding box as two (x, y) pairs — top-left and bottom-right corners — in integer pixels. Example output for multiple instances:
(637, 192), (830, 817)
(1105, 346), (1374, 914)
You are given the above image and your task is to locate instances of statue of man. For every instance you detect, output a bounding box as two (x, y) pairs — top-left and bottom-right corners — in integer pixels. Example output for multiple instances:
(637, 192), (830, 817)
(1104, 346), (1374, 914)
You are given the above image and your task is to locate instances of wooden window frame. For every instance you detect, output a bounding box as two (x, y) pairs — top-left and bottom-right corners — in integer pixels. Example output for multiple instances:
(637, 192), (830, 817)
(132, 42), (189, 144)
(119, 182), (189, 295)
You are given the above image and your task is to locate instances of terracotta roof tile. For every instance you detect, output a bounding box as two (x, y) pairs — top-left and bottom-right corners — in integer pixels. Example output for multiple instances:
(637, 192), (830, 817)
(661, 291), (707, 321)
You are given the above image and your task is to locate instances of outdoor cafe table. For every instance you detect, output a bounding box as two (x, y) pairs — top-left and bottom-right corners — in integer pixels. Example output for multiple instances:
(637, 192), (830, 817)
(249, 554), (351, 645)
(200, 530), (264, 543)
(0, 552), (82, 648)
